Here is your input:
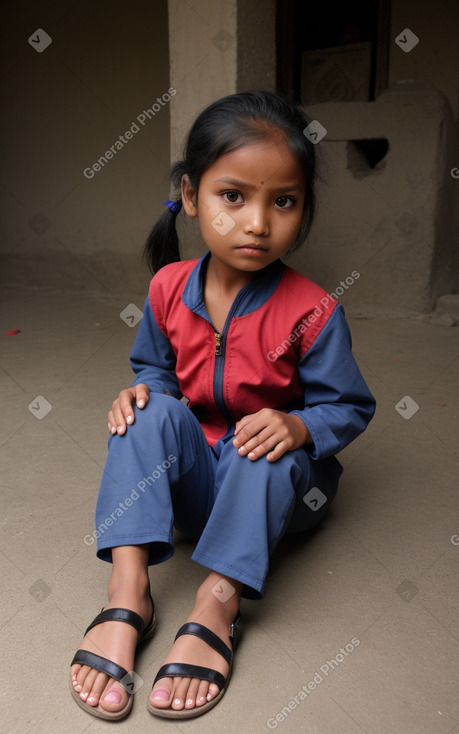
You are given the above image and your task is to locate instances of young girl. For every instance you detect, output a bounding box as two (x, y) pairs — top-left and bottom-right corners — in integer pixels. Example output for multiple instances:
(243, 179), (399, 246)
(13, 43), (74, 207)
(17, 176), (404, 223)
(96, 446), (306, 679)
(70, 90), (376, 721)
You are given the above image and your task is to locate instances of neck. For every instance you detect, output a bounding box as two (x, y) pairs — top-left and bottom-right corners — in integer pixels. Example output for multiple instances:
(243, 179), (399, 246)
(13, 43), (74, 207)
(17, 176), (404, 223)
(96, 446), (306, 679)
(206, 254), (257, 296)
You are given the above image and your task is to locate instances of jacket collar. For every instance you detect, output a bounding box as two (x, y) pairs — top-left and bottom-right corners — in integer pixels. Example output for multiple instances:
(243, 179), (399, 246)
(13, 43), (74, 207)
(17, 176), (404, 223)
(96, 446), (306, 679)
(182, 251), (285, 319)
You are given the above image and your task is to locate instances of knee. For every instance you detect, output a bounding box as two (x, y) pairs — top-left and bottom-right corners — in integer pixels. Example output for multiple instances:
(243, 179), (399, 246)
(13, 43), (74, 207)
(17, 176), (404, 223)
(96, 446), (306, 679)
(286, 455), (342, 533)
(132, 392), (190, 428)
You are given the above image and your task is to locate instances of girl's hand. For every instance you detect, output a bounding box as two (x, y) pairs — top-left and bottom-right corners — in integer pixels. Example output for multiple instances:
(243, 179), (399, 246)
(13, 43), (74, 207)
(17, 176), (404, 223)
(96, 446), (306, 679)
(108, 384), (150, 435)
(233, 408), (312, 462)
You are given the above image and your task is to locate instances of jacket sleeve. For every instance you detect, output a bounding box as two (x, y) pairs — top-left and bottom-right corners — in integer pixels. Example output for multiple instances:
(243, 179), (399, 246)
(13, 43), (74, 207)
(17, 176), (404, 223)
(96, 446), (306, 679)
(129, 296), (182, 398)
(290, 304), (376, 460)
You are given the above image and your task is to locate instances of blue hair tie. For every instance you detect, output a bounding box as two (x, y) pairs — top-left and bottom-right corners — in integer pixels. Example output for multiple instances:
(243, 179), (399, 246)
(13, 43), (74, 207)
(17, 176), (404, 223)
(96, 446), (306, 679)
(162, 199), (182, 214)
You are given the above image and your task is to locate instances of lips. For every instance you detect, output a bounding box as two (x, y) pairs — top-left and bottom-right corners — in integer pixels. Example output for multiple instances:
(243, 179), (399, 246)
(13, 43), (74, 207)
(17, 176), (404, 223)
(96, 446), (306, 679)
(236, 244), (267, 251)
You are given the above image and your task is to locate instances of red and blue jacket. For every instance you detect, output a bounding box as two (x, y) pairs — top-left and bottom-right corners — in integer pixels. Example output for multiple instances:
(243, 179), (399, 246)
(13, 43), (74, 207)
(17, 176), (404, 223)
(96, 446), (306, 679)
(130, 252), (376, 458)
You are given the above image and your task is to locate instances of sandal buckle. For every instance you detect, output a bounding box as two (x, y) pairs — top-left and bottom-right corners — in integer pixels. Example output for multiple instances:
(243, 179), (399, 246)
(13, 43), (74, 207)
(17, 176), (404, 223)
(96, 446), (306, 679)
(230, 614), (241, 641)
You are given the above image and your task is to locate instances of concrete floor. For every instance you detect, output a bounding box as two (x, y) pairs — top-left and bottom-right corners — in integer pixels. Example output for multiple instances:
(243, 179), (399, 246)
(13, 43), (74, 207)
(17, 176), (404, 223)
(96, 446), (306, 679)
(1, 283), (458, 734)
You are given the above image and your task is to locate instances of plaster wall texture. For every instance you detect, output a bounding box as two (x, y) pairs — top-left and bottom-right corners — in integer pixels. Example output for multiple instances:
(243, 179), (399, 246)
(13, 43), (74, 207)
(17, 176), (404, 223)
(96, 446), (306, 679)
(285, 87), (455, 315)
(1, 1), (171, 296)
(168, 0), (276, 264)
(388, 0), (459, 294)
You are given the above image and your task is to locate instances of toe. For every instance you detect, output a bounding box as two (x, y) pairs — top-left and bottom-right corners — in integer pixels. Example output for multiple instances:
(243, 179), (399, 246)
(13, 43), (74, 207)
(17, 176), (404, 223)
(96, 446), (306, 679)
(78, 666), (100, 700)
(85, 671), (111, 707)
(150, 677), (173, 709)
(100, 681), (129, 712)
(70, 664), (82, 691)
(207, 681), (220, 701)
(196, 678), (210, 706)
(171, 678), (190, 710)
(184, 678), (200, 709)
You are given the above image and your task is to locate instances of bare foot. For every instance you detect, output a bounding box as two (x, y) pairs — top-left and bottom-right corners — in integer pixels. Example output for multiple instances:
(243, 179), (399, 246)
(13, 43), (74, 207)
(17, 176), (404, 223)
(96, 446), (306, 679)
(70, 578), (153, 715)
(149, 573), (241, 714)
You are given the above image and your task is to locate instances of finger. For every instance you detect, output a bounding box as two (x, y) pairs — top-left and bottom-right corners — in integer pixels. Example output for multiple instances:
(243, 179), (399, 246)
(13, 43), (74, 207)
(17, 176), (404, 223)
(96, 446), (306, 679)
(233, 416), (267, 447)
(134, 383), (150, 409)
(107, 410), (118, 435)
(236, 428), (269, 455)
(233, 416), (253, 441)
(239, 425), (283, 458)
(117, 389), (137, 426)
(266, 440), (290, 462)
(246, 435), (279, 460)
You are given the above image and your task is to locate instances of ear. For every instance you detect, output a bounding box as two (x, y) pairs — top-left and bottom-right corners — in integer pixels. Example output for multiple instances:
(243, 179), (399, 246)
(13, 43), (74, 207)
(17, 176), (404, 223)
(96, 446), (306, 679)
(181, 174), (198, 217)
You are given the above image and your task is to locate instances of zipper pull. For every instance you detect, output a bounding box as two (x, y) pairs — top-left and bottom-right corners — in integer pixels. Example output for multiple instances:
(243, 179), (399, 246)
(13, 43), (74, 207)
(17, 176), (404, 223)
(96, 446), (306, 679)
(215, 331), (222, 356)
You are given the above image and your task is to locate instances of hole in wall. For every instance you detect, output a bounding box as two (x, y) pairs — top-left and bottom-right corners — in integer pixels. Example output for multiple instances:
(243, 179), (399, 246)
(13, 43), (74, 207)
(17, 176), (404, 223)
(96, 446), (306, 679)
(347, 138), (389, 178)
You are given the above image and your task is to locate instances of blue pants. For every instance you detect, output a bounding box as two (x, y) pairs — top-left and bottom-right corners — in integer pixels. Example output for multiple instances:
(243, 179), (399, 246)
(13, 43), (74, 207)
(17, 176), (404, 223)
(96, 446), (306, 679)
(95, 394), (342, 599)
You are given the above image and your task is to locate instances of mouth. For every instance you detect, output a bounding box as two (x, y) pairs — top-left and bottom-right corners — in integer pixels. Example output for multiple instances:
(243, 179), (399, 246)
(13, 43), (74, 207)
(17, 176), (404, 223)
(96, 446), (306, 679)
(236, 244), (268, 254)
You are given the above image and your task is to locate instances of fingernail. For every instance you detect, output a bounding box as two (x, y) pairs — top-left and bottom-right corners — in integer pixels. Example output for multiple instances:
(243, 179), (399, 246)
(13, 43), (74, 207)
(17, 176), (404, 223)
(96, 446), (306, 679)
(104, 689), (122, 703)
(152, 688), (170, 700)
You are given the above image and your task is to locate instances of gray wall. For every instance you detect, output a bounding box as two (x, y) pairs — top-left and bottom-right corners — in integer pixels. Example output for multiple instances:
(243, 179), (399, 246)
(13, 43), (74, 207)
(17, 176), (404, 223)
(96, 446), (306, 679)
(1, 0), (170, 296)
(1, 0), (458, 312)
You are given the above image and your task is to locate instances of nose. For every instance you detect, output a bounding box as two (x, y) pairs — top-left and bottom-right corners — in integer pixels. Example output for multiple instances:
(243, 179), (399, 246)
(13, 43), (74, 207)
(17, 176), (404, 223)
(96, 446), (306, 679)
(243, 201), (269, 236)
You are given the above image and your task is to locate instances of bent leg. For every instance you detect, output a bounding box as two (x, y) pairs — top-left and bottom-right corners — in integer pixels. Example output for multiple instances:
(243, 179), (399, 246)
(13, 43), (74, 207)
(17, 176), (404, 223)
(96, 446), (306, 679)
(190, 440), (341, 599)
(94, 393), (214, 564)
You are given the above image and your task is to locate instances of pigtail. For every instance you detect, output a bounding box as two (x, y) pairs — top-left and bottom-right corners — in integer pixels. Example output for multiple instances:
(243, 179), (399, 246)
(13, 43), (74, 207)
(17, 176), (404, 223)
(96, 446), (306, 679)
(142, 161), (186, 275)
(142, 202), (181, 274)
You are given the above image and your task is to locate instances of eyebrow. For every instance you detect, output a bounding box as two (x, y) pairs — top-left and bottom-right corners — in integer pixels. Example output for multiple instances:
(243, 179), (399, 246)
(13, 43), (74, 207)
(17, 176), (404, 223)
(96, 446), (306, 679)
(214, 177), (303, 192)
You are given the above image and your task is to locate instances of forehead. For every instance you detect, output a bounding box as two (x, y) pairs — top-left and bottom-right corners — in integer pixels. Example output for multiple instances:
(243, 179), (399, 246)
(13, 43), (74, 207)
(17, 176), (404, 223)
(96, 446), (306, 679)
(205, 136), (305, 188)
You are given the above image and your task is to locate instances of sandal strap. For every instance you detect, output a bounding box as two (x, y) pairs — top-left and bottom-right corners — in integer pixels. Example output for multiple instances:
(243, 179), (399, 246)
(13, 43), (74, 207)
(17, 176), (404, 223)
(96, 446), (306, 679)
(153, 663), (226, 692)
(71, 649), (134, 692)
(84, 607), (148, 642)
(175, 622), (232, 666)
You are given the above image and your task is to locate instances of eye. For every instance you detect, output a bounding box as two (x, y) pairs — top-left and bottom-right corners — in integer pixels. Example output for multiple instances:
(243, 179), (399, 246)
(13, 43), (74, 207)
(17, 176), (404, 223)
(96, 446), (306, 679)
(275, 195), (294, 209)
(223, 191), (243, 204)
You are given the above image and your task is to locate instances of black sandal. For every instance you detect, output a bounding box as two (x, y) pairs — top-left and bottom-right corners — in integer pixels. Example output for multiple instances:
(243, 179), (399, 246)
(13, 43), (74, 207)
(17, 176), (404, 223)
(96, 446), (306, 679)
(148, 611), (241, 719)
(69, 600), (156, 720)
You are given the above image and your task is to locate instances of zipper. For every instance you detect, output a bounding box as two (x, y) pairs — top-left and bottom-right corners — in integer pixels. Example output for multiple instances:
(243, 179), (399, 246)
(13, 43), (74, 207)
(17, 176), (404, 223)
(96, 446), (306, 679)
(211, 288), (247, 429)
(214, 331), (222, 356)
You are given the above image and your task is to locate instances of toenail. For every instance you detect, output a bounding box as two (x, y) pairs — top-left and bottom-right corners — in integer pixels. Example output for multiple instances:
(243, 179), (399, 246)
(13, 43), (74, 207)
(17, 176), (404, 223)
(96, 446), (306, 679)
(198, 696), (205, 702)
(104, 689), (122, 704)
(81, 692), (88, 699)
(152, 688), (170, 700)
(186, 698), (193, 706)
(88, 696), (95, 703)
(174, 698), (181, 705)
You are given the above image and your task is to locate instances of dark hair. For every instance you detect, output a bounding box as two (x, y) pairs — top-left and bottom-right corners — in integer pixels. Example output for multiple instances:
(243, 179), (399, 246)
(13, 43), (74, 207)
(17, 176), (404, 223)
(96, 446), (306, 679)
(143, 90), (317, 274)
